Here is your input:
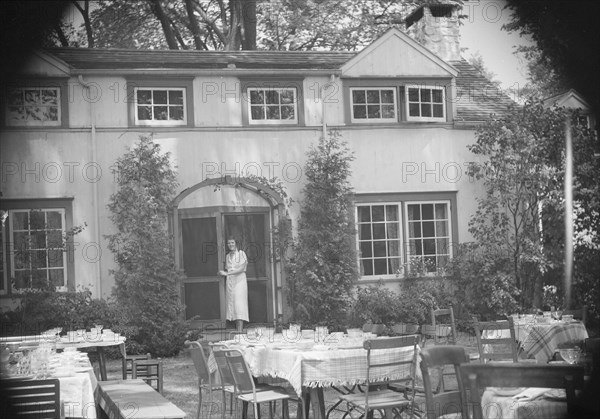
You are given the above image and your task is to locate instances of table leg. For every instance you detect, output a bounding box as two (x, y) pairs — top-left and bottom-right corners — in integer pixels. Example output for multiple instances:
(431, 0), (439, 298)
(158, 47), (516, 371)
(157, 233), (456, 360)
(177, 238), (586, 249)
(307, 387), (325, 419)
(97, 347), (107, 381)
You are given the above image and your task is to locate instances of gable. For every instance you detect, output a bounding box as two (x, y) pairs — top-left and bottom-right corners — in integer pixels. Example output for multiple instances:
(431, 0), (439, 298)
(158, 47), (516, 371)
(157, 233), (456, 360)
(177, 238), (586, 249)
(17, 50), (71, 77)
(341, 28), (457, 78)
(544, 89), (590, 111)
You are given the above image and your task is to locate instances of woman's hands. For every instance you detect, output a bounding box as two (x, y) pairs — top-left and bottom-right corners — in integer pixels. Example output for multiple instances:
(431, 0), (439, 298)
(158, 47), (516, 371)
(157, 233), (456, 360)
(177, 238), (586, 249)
(218, 270), (228, 276)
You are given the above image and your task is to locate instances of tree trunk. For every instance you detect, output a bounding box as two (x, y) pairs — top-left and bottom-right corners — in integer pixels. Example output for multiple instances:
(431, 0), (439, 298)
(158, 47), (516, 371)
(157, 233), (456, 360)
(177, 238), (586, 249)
(149, 0), (179, 49)
(73, 0), (94, 48)
(226, 0), (242, 51)
(54, 23), (69, 47)
(241, 0), (257, 50)
(184, 0), (207, 50)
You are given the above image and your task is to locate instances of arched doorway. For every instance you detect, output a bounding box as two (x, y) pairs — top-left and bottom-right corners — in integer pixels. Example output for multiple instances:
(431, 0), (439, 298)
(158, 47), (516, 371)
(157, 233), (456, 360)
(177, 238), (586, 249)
(170, 177), (286, 326)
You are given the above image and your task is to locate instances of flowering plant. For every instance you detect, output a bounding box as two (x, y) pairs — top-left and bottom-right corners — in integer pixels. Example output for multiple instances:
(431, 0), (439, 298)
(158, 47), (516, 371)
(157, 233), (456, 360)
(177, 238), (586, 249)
(542, 285), (562, 309)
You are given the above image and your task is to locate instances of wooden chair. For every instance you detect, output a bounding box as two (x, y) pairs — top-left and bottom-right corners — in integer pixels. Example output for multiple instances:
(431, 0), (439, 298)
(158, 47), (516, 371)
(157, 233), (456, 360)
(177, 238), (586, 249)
(472, 317), (519, 363)
(584, 337), (600, 374)
(0, 378), (61, 418)
(460, 363), (585, 419)
(422, 307), (457, 346)
(132, 357), (164, 394)
(122, 352), (151, 379)
(419, 345), (469, 419)
(186, 340), (224, 419)
(222, 347), (302, 419)
(338, 335), (420, 419)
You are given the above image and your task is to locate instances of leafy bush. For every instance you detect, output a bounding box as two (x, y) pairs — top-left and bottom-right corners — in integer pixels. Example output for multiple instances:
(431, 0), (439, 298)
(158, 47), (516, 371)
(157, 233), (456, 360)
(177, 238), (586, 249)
(349, 279), (459, 331)
(106, 135), (188, 357)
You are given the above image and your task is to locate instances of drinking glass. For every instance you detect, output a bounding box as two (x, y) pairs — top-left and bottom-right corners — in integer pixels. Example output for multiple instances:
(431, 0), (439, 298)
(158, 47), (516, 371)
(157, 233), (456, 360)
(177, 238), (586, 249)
(559, 348), (581, 364)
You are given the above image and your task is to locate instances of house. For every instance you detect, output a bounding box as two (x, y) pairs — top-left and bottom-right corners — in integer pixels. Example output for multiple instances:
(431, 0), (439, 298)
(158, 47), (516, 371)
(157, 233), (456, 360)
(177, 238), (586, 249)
(0, 2), (514, 325)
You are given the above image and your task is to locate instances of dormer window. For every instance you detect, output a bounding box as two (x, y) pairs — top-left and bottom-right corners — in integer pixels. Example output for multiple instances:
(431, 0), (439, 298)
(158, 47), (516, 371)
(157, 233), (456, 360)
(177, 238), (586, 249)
(350, 88), (397, 123)
(134, 87), (186, 126)
(5, 86), (62, 127)
(248, 87), (298, 125)
(406, 85), (445, 122)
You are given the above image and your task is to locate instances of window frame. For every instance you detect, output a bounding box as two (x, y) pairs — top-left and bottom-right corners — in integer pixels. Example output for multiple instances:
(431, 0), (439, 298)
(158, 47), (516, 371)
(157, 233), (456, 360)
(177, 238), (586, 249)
(126, 78), (194, 127)
(247, 87), (299, 125)
(133, 87), (187, 126)
(1, 199), (74, 295)
(355, 202), (403, 279)
(405, 84), (446, 122)
(2, 79), (69, 128)
(240, 78), (305, 126)
(349, 87), (398, 123)
(404, 200), (452, 276)
(354, 192), (457, 281)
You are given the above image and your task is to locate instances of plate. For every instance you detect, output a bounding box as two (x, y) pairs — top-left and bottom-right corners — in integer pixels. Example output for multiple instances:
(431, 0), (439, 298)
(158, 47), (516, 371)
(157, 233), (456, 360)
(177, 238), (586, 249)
(312, 344), (330, 351)
(492, 387), (527, 397)
(544, 389), (566, 400)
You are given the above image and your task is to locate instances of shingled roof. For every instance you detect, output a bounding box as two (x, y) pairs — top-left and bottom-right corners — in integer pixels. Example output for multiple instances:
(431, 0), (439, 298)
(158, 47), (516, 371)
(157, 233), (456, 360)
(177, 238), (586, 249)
(47, 48), (515, 122)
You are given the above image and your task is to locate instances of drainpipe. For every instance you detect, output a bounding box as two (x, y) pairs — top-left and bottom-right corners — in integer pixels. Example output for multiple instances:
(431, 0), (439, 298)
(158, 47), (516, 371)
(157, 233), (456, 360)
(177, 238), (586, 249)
(77, 75), (102, 297)
(321, 75), (336, 138)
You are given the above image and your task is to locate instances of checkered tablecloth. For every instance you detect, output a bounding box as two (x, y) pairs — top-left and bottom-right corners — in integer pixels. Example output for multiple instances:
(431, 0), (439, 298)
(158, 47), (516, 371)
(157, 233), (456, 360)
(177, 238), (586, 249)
(516, 321), (588, 363)
(481, 388), (568, 419)
(210, 339), (419, 396)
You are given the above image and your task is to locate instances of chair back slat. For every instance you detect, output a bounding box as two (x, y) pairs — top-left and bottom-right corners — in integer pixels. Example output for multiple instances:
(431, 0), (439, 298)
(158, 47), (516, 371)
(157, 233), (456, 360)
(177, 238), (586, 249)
(420, 345), (469, 419)
(224, 348), (256, 394)
(1, 378), (61, 419)
(460, 363), (585, 419)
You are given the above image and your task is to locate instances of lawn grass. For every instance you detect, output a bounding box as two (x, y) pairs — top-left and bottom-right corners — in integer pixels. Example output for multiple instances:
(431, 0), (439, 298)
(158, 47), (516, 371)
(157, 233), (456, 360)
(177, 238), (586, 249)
(98, 332), (480, 418)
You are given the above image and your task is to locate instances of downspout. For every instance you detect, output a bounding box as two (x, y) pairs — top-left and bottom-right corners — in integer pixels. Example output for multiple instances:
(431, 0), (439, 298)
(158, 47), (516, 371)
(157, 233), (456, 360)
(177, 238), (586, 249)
(77, 75), (102, 297)
(321, 75), (336, 138)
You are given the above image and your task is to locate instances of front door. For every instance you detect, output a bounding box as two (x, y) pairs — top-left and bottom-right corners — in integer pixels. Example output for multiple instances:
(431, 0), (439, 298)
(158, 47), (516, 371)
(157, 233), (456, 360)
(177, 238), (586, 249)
(180, 210), (270, 324)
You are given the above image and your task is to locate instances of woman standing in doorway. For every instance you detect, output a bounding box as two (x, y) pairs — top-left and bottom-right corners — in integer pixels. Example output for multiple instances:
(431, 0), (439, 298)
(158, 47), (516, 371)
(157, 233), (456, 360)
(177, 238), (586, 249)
(218, 238), (249, 332)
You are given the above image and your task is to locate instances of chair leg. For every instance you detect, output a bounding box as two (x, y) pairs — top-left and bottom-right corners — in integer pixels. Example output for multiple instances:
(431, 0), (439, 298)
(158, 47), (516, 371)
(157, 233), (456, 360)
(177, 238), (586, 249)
(197, 387), (202, 419)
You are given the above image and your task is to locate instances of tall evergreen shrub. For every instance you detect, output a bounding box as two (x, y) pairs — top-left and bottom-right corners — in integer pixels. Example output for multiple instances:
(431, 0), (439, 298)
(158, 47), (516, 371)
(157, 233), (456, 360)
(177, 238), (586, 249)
(106, 135), (186, 356)
(287, 131), (358, 328)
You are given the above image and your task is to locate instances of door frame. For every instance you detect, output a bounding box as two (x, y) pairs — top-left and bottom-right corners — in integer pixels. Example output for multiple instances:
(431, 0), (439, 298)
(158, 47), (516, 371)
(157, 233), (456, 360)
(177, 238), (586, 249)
(169, 176), (287, 324)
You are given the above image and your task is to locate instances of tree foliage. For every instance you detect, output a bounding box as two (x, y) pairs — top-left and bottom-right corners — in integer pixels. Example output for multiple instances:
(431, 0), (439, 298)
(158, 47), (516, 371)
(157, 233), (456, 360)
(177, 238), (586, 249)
(106, 135), (187, 356)
(286, 131), (358, 329)
(455, 101), (600, 320)
(504, 0), (600, 119)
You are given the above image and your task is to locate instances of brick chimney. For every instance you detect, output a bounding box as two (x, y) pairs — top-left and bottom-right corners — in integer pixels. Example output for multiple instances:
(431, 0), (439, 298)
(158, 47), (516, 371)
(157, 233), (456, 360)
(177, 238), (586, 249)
(405, 1), (462, 62)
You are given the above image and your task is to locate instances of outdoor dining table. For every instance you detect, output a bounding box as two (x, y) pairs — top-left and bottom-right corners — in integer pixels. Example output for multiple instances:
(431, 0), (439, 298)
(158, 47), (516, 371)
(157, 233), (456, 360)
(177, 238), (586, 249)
(512, 317), (588, 363)
(1, 331), (127, 381)
(212, 332), (420, 419)
(1, 348), (98, 418)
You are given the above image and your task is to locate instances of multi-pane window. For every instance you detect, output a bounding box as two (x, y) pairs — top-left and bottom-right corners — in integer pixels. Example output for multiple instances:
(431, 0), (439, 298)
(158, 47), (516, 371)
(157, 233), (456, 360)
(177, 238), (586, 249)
(248, 88), (298, 124)
(8, 209), (67, 291)
(135, 88), (186, 125)
(357, 204), (402, 276)
(351, 88), (397, 122)
(406, 86), (445, 121)
(5, 87), (61, 126)
(405, 202), (451, 274)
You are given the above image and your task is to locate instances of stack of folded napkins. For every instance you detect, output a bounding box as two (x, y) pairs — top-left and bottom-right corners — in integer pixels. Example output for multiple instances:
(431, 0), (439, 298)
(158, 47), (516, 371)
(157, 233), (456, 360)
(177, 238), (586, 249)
(512, 388), (550, 401)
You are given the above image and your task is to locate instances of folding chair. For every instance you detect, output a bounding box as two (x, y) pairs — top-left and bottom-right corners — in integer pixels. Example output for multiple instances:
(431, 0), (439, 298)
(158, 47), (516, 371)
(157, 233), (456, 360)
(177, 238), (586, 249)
(419, 345), (469, 419)
(186, 340), (223, 418)
(1, 378), (61, 418)
(337, 335), (420, 419)
(472, 317), (519, 363)
(422, 307), (457, 346)
(460, 363), (585, 419)
(223, 347), (302, 419)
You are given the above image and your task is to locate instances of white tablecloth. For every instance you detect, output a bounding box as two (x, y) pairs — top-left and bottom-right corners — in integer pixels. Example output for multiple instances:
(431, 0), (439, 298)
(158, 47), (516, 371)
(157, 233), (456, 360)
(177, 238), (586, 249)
(60, 366), (98, 418)
(213, 337), (419, 396)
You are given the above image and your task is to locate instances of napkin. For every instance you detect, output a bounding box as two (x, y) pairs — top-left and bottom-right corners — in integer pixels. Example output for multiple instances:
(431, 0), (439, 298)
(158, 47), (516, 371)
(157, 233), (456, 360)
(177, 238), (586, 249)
(512, 387), (550, 401)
